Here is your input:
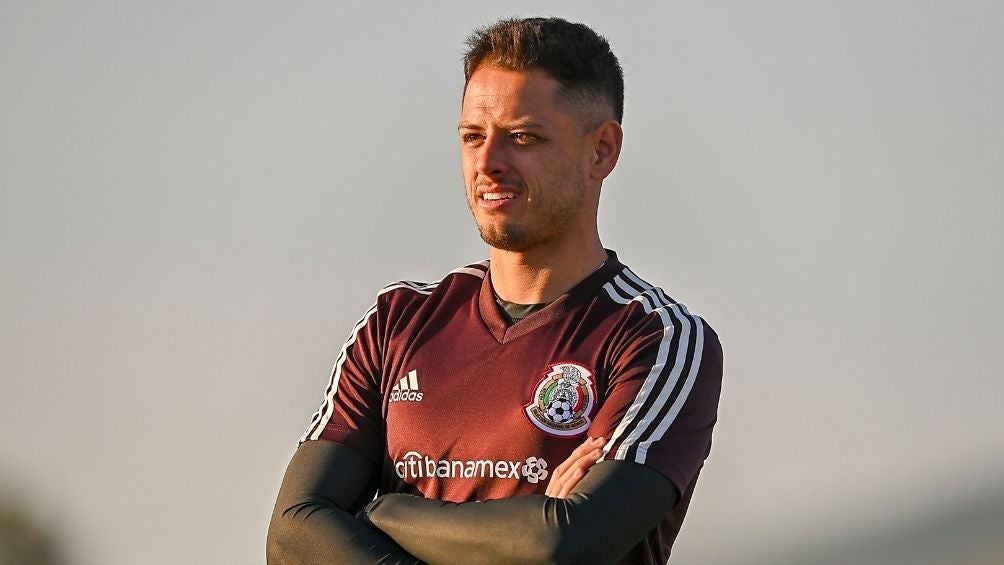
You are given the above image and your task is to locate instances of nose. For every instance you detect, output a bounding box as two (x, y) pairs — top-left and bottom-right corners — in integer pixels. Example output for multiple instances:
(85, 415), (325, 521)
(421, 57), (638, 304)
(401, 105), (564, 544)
(475, 132), (510, 177)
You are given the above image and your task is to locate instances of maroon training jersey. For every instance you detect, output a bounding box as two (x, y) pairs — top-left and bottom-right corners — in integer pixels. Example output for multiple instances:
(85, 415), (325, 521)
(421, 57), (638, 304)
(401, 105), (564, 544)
(301, 252), (723, 564)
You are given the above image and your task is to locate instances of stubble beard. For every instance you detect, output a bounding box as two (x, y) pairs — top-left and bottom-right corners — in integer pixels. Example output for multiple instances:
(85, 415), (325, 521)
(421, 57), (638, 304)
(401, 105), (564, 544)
(477, 220), (534, 252)
(467, 179), (584, 253)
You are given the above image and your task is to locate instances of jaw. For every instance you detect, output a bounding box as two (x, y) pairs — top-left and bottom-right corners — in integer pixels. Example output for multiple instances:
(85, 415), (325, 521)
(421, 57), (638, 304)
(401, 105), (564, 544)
(475, 215), (526, 252)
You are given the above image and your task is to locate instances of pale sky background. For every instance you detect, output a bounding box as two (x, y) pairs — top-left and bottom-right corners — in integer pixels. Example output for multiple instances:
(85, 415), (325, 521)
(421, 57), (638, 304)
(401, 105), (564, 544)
(1, 1), (1002, 564)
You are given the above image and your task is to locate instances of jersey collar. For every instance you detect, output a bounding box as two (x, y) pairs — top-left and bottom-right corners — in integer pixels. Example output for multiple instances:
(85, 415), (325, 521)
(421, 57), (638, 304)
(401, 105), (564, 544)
(478, 250), (625, 344)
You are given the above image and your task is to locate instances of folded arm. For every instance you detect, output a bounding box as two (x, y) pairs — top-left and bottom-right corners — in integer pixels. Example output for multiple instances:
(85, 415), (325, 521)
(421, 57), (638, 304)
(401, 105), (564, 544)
(267, 440), (421, 565)
(361, 460), (678, 565)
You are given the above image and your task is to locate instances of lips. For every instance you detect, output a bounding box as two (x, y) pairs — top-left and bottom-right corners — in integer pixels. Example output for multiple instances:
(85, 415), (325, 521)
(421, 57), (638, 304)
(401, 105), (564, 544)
(482, 191), (517, 201)
(476, 182), (521, 198)
(475, 185), (521, 210)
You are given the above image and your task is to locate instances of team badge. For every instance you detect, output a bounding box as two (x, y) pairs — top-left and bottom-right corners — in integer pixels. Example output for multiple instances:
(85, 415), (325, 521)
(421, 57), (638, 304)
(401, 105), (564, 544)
(524, 362), (597, 437)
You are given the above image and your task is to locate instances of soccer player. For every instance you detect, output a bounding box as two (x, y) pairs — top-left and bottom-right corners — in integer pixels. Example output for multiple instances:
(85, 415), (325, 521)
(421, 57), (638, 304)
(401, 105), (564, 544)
(267, 17), (723, 565)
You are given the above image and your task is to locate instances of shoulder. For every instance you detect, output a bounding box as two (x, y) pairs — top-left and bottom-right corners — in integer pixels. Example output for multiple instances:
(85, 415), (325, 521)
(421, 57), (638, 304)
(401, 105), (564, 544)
(599, 264), (710, 325)
(599, 263), (722, 360)
(373, 260), (489, 307)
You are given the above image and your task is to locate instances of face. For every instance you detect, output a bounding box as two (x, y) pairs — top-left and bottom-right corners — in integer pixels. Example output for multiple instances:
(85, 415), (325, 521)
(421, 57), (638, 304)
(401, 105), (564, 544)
(460, 66), (599, 253)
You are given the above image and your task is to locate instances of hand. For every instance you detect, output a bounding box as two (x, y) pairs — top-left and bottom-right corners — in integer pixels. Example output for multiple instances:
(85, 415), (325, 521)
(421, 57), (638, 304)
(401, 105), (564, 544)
(544, 436), (605, 499)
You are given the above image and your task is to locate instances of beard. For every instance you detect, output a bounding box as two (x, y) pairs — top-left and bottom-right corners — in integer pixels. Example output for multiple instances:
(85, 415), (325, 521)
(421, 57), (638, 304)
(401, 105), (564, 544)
(476, 220), (535, 252)
(469, 184), (583, 253)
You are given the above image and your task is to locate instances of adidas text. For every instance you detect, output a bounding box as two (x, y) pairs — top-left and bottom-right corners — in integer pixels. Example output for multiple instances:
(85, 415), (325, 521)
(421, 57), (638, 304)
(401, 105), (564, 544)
(390, 390), (423, 402)
(389, 369), (423, 403)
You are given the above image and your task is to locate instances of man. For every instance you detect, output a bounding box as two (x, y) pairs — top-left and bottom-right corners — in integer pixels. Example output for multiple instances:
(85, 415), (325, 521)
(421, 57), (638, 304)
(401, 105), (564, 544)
(268, 17), (723, 565)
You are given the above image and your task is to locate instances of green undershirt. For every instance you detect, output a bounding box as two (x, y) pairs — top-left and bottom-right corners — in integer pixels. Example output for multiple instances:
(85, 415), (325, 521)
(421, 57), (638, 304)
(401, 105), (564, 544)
(495, 296), (548, 324)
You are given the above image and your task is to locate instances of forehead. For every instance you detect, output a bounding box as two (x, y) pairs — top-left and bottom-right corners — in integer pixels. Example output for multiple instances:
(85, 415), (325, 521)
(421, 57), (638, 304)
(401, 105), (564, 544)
(461, 66), (569, 125)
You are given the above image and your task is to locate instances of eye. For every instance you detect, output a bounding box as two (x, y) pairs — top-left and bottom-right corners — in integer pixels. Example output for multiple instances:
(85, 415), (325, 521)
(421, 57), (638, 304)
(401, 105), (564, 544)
(511, 132), (537, 145)
(461, 132), (484, 146)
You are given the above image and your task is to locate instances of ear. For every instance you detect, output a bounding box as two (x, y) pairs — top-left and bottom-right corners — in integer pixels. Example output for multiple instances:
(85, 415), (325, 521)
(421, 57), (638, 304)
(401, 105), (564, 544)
(589, 120), (623, 181)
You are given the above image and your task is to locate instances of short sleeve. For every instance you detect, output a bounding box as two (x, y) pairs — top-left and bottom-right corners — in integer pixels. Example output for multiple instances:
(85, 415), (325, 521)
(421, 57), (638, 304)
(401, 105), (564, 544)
(590, 308), (724, 497)
(299, 299), (386, 466)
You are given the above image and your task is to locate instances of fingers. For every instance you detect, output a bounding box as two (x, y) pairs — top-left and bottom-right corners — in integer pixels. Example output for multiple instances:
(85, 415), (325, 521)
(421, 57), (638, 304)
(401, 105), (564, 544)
(556, 447), (602, 498)
(545, 436), (606, 498)
(548, 467), (581, 499)
(552, 436), (604, 478)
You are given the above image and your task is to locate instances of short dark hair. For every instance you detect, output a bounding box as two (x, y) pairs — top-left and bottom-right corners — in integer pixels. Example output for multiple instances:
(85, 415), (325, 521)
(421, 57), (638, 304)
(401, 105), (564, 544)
(463, 17), (625, 123)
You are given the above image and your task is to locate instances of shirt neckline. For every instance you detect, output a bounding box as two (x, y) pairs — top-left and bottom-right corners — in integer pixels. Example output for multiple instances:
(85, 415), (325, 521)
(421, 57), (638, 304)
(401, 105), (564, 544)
(478, 250), (624, 344)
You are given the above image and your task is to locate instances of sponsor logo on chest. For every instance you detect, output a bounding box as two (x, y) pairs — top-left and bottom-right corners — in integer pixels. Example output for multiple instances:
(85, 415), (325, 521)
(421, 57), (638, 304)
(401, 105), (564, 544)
(393, 450), (549, 484)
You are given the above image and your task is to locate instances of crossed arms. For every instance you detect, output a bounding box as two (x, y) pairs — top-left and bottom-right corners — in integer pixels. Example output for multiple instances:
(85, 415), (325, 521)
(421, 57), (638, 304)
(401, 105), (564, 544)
(267, 439), (679, 565)
(268, 278), (723, 563)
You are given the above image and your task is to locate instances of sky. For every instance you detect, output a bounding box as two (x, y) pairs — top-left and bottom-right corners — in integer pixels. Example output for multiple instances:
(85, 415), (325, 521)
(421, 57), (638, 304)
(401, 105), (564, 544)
(1, 1), (1002, 564)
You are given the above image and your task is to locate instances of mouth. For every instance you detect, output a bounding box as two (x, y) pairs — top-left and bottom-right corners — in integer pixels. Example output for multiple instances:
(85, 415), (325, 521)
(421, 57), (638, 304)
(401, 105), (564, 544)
(481, 191), (517, 201)
(474, 184), (522, 211)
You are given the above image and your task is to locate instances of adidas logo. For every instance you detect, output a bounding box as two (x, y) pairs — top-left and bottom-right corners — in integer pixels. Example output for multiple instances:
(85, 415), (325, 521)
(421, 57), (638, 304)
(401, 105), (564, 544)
(390, 369), (423, 403)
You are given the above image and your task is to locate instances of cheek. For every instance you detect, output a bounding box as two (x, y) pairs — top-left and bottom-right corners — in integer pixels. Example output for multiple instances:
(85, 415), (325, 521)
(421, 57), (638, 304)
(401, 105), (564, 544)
(460, 153), (477, 184)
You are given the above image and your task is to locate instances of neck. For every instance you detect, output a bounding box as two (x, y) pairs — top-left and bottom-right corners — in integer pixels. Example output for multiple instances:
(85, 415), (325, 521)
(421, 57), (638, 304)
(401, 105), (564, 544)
(488, 236), (607, 304)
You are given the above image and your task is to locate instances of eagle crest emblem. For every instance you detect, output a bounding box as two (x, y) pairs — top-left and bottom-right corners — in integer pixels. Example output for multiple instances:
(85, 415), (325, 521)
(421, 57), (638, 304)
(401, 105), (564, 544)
(524, 362), (596, 437)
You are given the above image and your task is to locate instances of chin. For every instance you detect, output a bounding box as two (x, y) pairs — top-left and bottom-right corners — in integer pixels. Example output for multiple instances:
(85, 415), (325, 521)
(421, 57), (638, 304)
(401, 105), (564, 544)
(478, 224), (540, 253)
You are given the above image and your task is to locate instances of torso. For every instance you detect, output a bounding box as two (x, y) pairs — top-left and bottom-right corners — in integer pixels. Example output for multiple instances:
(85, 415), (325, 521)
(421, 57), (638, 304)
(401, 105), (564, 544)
(304, 253), (723, 564)
(377, 262), (620, 501)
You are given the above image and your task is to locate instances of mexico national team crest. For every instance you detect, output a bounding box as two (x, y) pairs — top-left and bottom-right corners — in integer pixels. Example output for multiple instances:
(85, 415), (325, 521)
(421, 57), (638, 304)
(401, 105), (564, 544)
(524, 362), (597, 437)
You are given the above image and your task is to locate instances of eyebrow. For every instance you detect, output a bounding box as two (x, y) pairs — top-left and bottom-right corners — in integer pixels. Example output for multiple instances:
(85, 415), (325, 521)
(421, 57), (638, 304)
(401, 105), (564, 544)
(458, 121), (547, 131)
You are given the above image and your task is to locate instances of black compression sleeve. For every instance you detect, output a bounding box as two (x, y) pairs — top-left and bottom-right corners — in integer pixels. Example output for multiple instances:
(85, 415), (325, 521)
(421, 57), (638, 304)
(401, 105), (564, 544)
(361, 460), (678, 565)
(267, 440), (421, 565)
